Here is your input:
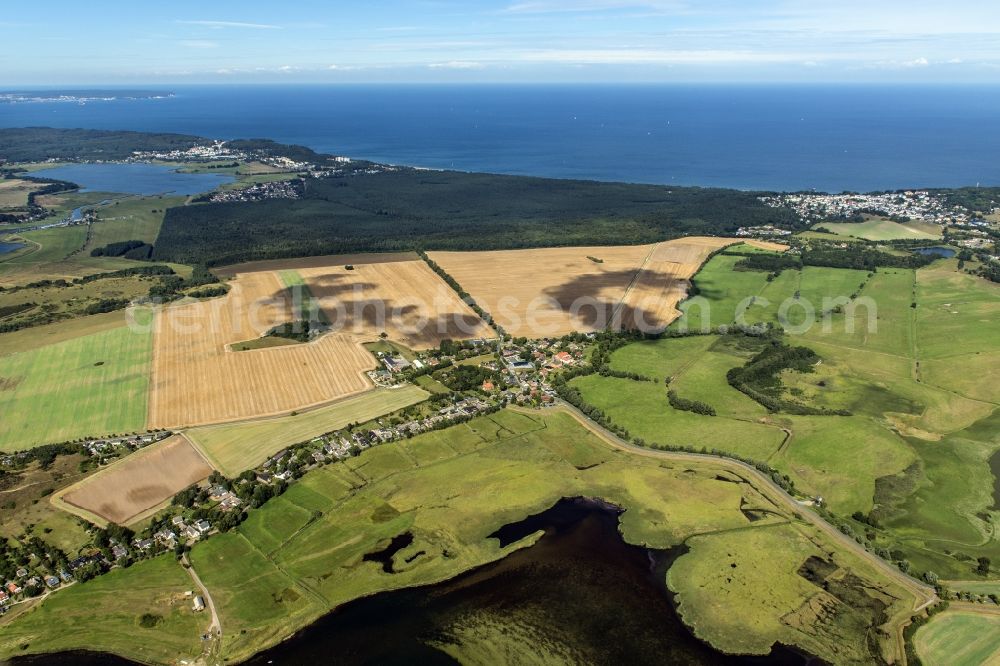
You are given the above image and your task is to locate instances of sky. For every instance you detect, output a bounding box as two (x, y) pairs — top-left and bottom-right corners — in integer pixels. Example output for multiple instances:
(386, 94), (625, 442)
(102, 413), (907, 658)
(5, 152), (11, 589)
(4, 0), (1000, 85)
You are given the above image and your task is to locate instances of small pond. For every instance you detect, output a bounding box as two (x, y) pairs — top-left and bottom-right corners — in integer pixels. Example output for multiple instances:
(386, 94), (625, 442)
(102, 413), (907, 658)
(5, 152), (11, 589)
(0, 240), (26, 256)
(912, 246), (956, 258)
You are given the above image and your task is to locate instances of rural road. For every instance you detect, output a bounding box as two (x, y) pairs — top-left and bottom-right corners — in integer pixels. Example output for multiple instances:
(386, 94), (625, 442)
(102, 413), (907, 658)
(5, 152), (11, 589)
(544, 402), (938, 664)
(542, 403), (939, 608)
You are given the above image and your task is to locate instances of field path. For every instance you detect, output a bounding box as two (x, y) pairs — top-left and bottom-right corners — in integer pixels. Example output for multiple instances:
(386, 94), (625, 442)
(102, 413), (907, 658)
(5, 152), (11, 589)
(183, 555), (221, 639)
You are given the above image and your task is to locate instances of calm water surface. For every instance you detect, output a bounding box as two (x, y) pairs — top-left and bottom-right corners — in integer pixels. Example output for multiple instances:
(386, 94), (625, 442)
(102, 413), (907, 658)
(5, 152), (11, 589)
(3, 85), (1000, 191)
(34, 163), (232, 195)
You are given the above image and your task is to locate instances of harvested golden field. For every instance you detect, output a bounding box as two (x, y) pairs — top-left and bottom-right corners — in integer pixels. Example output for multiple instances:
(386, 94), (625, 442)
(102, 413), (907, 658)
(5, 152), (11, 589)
(212, 252), (419, 277)
(187, 385), (429, 476)
(150, 256), (488, 427)
(743, 239), (790, 252)
(430, 237), (770, 336)
(299, 259), (493, 349)
(148, 270), (375, 428)
(620, 237), (745, 331)
(0, 178), (41, 210)
(56, 435), (213, 526)
(429, 245), (651, 337)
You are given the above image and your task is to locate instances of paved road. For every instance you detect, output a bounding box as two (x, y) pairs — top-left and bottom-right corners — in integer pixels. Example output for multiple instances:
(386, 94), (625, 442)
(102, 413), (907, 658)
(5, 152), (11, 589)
(541, 402), (938, 662)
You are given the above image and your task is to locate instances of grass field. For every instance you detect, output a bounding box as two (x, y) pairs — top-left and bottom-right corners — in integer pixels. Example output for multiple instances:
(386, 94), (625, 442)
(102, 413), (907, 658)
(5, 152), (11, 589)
(610, 334), (769, 420)
(0, 271), (158, 331)
(86, 195), (184, 250)
(0, 178), (39, 210)
(671, 254), (773, 331)
(945, 580), (1000, 596)
(193, 408), (912, 663)
(0, 223), (184, 287)
(668, 523), (897, 661)
(630, 250), (1000, 578)
(1, 225), (88, 267)
(609, 333), (716, 378)
(0, 555), (205, 664)
(815, 218), (942, 241)
(774, 415), (915, 514)
(0, 454), (93, 554)
(914, 610), (1000, 666)
(0, 311), (128, 355)
(56, 435), (213, 525)
(186, 385), (429, 476)
(0, 314), (153, 450)
(570, 374), (785, 460)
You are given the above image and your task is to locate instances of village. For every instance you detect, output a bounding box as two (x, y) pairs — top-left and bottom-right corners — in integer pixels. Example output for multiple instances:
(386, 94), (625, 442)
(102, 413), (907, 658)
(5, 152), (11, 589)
(760, 190), (977, 226)
(203, 177), (304, 204)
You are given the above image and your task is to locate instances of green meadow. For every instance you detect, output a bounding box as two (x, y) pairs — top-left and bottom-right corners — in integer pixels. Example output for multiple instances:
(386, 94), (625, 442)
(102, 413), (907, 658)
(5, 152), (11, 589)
(914, 611), (1000, 666)
(606, 249), (1000, 579)
(0, 556), (204, 663)
(0, 313), (154, 449)
(816, 218), (942, 241)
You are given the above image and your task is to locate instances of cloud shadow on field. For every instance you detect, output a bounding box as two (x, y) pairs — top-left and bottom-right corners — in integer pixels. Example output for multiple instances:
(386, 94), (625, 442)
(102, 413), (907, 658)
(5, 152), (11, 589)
(266, 286), (488, 344)
(541, 268), (684, 333)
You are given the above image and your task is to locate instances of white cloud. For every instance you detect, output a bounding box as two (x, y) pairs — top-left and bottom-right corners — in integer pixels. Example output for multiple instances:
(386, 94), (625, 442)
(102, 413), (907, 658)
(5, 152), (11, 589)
(513, 48), (813, 65)
(861, 56), (933, 70)
(176, 20), (282, 30)
(428, 61), (485, 69)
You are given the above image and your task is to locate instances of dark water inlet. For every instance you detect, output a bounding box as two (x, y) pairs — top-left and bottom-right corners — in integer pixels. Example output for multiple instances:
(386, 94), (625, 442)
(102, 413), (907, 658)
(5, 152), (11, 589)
(241, 497), (814, 665)
(362, 531), (415, 573)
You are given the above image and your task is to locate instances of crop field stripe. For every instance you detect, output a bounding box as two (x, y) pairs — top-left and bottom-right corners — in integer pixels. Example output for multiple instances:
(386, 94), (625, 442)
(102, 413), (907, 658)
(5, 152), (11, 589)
(186, 385), (429, 476)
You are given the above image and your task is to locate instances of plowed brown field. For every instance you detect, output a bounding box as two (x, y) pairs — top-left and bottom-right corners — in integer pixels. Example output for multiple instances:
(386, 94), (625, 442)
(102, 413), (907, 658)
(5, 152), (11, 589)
(57, 435), (213, 525)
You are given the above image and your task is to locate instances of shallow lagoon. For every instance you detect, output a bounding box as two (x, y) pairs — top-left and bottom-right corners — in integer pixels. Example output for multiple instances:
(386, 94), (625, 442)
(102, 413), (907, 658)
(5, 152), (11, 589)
(35, 163), (232, 196)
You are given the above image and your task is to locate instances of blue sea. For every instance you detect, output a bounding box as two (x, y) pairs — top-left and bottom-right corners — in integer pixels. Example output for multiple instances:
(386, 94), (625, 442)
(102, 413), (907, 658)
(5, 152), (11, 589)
(2, 84), (999, 192)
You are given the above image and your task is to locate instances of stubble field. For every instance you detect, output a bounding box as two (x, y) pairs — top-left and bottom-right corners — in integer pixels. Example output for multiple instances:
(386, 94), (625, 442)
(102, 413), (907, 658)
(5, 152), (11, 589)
(147, 270), (376, 428)
(430, 238), (782, 337)
(186, 385), (429, 476)
(150, 256), (490, 428)
(300, 259), (493, 348)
